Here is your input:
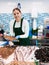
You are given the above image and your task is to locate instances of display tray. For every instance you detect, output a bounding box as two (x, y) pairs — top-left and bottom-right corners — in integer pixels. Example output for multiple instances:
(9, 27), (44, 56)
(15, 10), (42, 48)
(5, 61), (36, 65)
(0, 46), (16, 58)
(0, 46), (39, 65)
(4, 35), (19, 42)
(40, 62), (49, 65)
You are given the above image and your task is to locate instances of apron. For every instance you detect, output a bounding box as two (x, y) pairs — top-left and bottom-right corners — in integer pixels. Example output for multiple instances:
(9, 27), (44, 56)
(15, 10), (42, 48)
(13, 18), (30, 46)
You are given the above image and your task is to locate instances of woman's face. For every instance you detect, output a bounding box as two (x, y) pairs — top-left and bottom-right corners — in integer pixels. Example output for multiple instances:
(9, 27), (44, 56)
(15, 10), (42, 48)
(13, 9), (21, 22)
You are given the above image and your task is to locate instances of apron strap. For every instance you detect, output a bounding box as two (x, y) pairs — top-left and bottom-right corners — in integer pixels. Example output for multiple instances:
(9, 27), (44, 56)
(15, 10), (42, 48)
(20, 17), (24, 28)
(13, 18), (24, 32)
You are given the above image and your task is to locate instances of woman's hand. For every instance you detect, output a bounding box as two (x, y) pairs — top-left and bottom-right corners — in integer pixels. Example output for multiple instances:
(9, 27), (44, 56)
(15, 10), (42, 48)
(15, 35), (20, 39)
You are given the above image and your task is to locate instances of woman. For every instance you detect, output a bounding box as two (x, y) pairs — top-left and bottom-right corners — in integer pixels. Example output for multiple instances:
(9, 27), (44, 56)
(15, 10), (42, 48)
(9, 8), (30, 46)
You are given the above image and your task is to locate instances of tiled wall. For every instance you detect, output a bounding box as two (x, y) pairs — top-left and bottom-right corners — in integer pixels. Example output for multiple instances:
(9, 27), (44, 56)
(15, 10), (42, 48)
(0, 13), (32, 34)
(37, 13), (49, 27)
(0, 13), (49, 36)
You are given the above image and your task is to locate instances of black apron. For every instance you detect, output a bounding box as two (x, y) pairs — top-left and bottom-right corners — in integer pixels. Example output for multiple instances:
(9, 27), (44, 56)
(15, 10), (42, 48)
(13, 18), (30, 46)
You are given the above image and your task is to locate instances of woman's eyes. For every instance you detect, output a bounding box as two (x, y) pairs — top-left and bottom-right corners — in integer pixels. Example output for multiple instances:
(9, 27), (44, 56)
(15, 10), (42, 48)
(14, 13), (19, 15)
(17, 13), (19, 14)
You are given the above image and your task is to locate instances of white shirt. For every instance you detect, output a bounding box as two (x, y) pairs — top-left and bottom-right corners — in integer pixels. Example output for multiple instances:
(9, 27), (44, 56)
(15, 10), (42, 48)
(9, 19), (29, 38)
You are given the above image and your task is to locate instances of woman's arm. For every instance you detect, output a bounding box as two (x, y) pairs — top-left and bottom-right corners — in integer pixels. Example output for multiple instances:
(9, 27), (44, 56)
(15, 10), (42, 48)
(16, 19), (29, 38)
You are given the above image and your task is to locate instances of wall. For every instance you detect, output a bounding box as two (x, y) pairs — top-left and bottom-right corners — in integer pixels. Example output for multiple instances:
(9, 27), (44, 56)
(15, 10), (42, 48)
(0, 0), (49, 13)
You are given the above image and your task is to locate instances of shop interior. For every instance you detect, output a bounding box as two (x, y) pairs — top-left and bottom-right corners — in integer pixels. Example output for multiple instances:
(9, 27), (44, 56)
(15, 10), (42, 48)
(0, 0), (49, 65)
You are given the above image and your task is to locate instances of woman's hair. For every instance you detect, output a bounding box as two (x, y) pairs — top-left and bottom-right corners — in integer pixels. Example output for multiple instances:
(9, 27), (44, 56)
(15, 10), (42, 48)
(13, 8), (21, 13)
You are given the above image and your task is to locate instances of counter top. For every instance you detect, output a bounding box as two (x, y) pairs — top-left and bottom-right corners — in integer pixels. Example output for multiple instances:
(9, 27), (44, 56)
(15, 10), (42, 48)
(30, 37), (49, 46)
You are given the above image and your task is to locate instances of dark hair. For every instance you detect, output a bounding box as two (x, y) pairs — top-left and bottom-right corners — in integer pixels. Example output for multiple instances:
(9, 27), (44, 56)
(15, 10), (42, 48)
(13, 8), (21, 13)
